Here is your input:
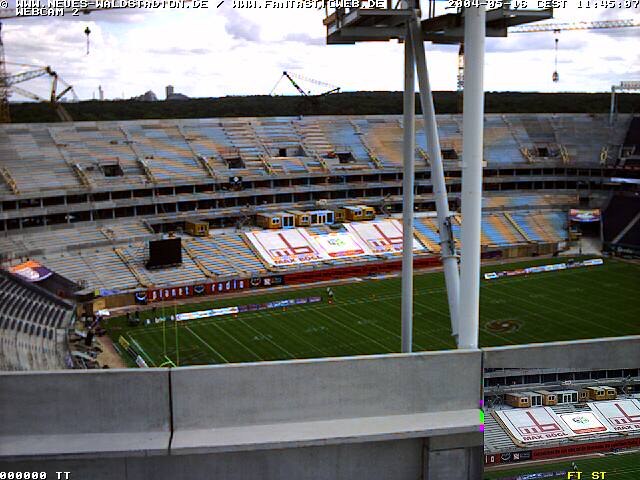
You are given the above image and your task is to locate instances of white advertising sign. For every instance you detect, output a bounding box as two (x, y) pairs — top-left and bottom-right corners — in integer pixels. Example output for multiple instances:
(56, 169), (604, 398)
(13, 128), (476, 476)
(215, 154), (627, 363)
(559, 412), (611, 435)
(246, 220), (426, 267)
(345, 219), (424, 254)
(309, 232), (365, 258)
(495, 408), (571, 443)
(589, 400), (640, 432)
(245, 228), (323, 266)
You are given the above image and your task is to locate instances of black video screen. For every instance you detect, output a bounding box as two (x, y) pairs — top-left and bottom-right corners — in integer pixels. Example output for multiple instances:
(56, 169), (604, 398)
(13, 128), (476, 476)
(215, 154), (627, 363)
(147, 238), (182, 269)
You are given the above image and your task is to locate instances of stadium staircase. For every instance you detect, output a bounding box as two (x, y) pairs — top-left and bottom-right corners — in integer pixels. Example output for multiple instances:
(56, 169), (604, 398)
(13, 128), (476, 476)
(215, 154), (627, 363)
(178, 124), (236, 173)
(100, 227), (117, 242)
(182, 242), (217, 279)
(530, 212), (564, 242)
(119, 127), (158, 184)
(504, 212), (533, 242)
(114, 247), (154, 288)
(177, 124), (219, 179)
(501, 115), (534, 162)
(416, 147), (430, 165)
(222, 121), (274, 174)
(437, 116), (463, 159)
(412, 228), (439, 252)
(293, 121), (331, 172)
(0, 166), (19, 195)
(548, 117), (570, 164)
(413, 218), (442, 253)
(47, 128), (93, 189)
(349, 119), (383, 169)
(254, 120), (309, 174)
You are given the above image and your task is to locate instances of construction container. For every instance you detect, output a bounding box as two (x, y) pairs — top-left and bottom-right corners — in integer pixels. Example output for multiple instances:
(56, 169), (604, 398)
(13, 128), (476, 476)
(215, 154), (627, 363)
(185, 220), (209, 237)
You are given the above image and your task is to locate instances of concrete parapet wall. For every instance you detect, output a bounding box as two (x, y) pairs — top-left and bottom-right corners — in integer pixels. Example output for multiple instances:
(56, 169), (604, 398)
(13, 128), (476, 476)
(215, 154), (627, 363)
(483, 335), (640, 369)
(6, 336), (638, 478)
(172, 350), (480, 429)
(0, 369), (171, 460)
(0, 351), (483, 479)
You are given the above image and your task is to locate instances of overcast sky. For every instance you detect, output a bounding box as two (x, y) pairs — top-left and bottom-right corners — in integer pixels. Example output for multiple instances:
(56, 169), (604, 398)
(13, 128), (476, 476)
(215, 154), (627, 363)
(4, 1), (639, 101)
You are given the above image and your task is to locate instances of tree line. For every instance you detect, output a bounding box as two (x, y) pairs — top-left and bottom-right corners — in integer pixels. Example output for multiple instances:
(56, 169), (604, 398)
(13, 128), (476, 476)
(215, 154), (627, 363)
(7, 91), (639, 123)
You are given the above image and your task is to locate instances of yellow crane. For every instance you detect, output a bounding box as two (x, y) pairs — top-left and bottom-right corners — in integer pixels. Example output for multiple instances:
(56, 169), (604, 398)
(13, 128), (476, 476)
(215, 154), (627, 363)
(457, 19), (640, 92)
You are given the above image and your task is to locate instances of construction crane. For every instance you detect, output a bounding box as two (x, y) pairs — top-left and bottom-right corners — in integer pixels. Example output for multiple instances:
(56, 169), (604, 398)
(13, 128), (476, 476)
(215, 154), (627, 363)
(10, 66), (79, 122)
(457, 19), (640, 94)
(270, 71), (341, 96)
(0, 29), (79, 122)
(0, 4), (119, 122)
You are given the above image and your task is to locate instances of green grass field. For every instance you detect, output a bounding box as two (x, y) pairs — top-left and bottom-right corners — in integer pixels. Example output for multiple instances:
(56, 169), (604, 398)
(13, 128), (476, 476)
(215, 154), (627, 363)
(105, 257), (640, 367)
(484, 451), (640, 479)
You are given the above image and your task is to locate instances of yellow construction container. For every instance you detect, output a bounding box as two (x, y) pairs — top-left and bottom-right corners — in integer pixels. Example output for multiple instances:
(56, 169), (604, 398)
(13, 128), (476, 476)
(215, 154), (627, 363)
(257, 213), (282, 229)
(343, 205), (376, 222)
(288, 210), (311, 227)
(505, 393), (531, 408)
(534, 390), (558, 406)
(185, 220), (209, 237)
(257, 212), (294, 229)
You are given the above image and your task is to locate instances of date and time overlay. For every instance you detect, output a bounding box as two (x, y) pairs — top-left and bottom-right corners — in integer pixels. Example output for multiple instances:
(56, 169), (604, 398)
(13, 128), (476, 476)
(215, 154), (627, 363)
(7, 0), (640, 15)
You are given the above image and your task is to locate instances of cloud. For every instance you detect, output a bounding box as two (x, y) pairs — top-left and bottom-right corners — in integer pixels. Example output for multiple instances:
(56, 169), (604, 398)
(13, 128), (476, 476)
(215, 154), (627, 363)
(147, 47), (212, 55)
(222, 9), (261, 42)
(4, 3), (639, 100)
(486, 34), (587, 54)
(282, 32), (324, 45)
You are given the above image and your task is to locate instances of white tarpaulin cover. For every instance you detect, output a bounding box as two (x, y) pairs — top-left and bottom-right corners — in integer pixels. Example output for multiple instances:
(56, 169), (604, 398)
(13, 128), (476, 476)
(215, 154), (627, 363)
(558, 411), (611, 435)
(245, 228), (323, 266)
(309, 232), (366, 258)
(589, 399), (640, 432)
(344, 219), (424, 254)
(245, 219), (426, 267)
(495, 408), (571, 443)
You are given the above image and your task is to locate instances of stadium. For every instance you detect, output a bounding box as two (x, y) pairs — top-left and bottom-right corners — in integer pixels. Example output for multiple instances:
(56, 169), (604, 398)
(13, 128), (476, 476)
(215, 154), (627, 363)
(484, 368), (640, 480)
(0, 112), (638, 369)
(1, 2), (640, 480)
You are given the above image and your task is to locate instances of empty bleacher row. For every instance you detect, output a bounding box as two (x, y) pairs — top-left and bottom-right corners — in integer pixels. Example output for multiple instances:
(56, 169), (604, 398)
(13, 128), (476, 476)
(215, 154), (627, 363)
(414, 211), (567, 249)
(482, 194), (577, 211)
(0, 269), (73, 370)
(0, 219), (155, 260)
(0, 114), (623, 195)
(3, 210), (569, 294)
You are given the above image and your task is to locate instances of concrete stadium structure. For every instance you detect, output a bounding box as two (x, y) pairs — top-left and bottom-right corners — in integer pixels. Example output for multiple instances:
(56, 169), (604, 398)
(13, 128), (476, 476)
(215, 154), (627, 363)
(1, 336), (638, 479)
(0, 110), (639, 476)
(0, 114), (636, 236)
(0, 113), (637, 300)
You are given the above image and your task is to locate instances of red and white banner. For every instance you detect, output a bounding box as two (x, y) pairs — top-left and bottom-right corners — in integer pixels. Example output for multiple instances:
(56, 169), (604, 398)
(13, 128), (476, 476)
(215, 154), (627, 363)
(589, 400), (640, 432)
(245, 228), (323, 266)
(246, 219), (425, 267)
(495, 408), (571, 443)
